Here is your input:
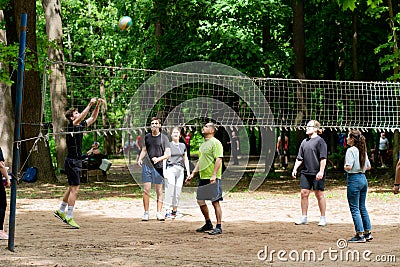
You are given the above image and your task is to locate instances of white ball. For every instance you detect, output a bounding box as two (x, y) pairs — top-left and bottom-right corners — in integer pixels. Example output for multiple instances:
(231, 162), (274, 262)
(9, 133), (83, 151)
(118, 16), (132, 31)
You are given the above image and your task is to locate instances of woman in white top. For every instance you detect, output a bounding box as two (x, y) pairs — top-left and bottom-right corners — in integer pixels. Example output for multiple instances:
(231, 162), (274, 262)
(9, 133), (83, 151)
(344, 129), (372, 243)
(164, 127), (190, 219)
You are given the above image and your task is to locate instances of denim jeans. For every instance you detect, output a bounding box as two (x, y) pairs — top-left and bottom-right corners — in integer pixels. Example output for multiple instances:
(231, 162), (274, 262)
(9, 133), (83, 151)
(346, 173), (371, 233)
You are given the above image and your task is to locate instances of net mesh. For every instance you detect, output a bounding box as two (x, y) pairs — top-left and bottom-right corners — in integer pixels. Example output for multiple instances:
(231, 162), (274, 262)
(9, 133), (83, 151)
(43, 60), (400, 134)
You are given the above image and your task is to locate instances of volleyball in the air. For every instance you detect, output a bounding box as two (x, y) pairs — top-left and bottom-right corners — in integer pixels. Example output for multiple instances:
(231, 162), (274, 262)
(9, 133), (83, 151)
(118, 16), (132, 31)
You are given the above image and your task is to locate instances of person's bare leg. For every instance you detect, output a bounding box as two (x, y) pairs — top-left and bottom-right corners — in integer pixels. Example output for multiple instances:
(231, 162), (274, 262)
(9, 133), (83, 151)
(300, 188), (310, 216)
(199, 203), (210, 220)
(67, 185), (80, 207)
(142, 182), (151, 211)
(155, 183), (163, 212)
(315, 190), (326, 216)
(212, 201), (222, 224)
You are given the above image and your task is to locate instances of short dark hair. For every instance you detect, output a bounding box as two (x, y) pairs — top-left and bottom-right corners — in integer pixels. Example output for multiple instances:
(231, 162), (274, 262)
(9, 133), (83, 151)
(150, 117), (162, 125)
(65, 108), (77, 121)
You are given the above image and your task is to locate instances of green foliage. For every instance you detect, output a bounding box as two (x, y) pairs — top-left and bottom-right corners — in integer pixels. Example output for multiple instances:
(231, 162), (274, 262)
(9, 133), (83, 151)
(0, 0), (9, 9)
(336, 0), (383, 11)
(189, 130), (204, 154)
(0, 42), (18, 86)
(328, 145), (346, 169)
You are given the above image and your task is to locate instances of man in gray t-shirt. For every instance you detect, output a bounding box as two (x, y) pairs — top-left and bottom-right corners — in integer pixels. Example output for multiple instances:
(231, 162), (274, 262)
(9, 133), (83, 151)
(292, 120), (328, 227)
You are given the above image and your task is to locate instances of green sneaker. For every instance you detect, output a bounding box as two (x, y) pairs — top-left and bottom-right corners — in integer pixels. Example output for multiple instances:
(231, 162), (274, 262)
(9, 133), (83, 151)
(65, 217), (80, 229)
(54, 210), (67, 223)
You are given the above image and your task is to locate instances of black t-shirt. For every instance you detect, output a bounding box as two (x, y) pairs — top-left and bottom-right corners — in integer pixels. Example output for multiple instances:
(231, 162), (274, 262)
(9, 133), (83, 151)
(297, 135), (328, 175)
(66, 120), (87, 159)
(144, 132), (170, 169)
(231, 136), (238, 151)
(0, 147), (4, 162)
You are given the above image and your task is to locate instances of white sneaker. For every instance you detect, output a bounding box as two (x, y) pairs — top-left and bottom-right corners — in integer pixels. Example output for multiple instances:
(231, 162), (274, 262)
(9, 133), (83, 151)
(295, 216), (308, 225)
(142, 212), (149, 221)
(156, 212), (165, 221)
(318, 217), (327, 226)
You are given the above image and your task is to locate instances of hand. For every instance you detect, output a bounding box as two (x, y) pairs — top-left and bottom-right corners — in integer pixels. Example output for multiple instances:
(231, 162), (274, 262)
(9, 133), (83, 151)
(394, 185), (399, 195)
(316, 171), (324, 180)
(5, 178), (11, 188)
(292, 169), (297, 178)
(137, 159), (143, 167)
(98, 98), (106, 104)
(90, 97), (97, 105)
(185, 174), (193, 184)
(152, 157), (161, 164)
(210, 175), (216, 184)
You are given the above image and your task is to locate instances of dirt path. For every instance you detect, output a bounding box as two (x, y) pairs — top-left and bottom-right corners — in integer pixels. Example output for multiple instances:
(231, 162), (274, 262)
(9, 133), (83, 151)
(1, 188), (399, 266)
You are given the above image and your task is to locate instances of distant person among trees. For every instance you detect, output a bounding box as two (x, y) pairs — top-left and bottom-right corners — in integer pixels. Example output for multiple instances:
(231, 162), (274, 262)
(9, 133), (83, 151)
(378, 132), (389, 168)
(184, 130), (191, 159)
(227, 131), (240, 165)
(292, 120), (327, 227)
(81, 141), (106, 182)
(135, 135), (142, 153)
(276, 133), (289, 169)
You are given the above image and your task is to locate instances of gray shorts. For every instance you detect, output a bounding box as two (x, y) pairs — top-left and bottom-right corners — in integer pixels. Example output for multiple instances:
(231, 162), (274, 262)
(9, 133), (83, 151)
(196, 179), (223, 202)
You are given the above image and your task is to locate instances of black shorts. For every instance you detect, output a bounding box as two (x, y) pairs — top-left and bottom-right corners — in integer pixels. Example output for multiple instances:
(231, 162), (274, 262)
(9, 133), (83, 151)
(299, 173), (325, 191)
(378, 149), (387, 156)
(65, 158), (82, 186)
(196, 179), (223, 202)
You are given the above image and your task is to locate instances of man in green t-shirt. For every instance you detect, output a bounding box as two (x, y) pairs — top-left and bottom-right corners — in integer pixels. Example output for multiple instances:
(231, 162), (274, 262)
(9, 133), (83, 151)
(186, 122), (223, 235)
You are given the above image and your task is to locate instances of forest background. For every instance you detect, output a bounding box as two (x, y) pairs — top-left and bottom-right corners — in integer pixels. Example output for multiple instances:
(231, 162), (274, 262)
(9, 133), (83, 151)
(0, 0), (399, 182)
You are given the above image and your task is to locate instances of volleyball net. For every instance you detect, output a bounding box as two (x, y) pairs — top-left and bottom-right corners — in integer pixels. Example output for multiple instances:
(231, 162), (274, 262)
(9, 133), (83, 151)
(42, 60), (400, 134)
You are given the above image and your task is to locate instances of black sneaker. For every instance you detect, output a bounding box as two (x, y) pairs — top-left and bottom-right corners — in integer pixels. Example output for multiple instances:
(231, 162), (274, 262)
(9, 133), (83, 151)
(196, 223), (213, 232)
(348, 234), (366, 243)
(209, 228), (222, 235)
(364, 232), (373, 241)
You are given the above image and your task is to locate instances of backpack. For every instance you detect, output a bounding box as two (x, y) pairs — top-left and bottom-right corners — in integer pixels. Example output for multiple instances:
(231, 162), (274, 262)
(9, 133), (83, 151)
(21, 167), (38, 183)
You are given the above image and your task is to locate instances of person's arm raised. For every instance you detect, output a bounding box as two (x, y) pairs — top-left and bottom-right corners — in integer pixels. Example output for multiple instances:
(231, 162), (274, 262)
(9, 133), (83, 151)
(73, 97), (97, 126)
(86, 98), (105, 127)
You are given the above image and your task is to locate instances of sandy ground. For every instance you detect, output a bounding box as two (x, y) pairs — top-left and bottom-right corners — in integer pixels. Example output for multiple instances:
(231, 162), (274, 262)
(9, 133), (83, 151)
(1, 187), (400, 267)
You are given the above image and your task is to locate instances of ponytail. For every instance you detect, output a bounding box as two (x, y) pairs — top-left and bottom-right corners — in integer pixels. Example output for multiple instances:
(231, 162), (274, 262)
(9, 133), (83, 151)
(348, 130), (367, 169)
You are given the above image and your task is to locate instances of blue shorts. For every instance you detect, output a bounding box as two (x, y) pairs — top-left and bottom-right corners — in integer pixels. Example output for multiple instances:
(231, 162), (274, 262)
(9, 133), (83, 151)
(142, 163), (164, 184)
(196, 179), (223, 202)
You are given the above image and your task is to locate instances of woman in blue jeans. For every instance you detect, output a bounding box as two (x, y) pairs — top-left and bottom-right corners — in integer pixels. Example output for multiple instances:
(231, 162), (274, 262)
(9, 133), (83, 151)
(344, 130), (372, 243)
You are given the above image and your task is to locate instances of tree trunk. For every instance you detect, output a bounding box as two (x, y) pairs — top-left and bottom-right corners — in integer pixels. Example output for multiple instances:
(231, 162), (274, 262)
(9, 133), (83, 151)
(100, 77), (114, 155)
(292, 0), (307, 149)
(261, 12), (271, 76)
(352, 10), (359, 80)
(4, 0), (55, 182)
(388, 0), (399, 168)
(0, 10), (15, 164)
(42, 0), (68, 173)
(153, 1), (165, 55)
